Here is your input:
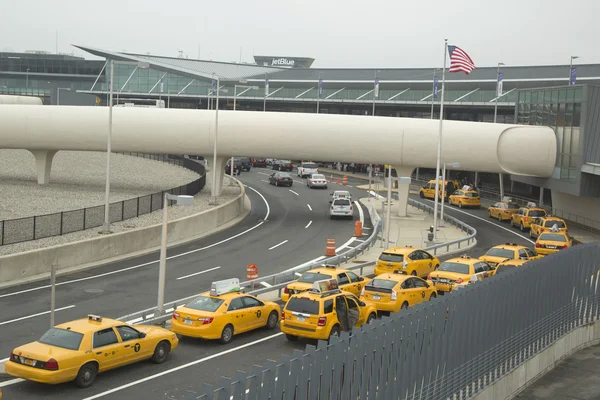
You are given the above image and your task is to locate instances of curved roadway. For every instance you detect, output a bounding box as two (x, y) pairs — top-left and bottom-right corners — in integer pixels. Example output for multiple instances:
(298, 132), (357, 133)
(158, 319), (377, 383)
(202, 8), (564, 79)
(0, 174), (537, 399)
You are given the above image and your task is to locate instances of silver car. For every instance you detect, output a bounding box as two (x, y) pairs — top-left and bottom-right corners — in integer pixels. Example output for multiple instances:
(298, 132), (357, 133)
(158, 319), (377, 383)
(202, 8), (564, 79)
(307, 173), (328, 189)
(329, 198), (353, 219)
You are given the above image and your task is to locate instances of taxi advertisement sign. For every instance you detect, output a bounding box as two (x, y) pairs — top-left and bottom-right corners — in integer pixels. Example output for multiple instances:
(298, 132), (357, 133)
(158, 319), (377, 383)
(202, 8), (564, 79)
(210, 278), (241, 296)
(311, 278), (339, 293)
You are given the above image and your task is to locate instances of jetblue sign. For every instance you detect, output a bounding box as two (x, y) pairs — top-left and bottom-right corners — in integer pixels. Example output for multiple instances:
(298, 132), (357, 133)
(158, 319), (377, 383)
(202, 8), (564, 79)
(271, 58), (296, 67)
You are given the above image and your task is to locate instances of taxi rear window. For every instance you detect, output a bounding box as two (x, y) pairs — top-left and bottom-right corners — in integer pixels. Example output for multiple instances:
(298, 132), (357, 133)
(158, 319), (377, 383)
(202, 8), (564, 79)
(333, 199), (351, 206)
(286, 298), (320, 315)
(298, 272), (331, 283)
(312, 174), (325, 180)
(186, 296), (224, 312)
(528, 209), (546, 216)
(495, 265), (516, 274)
(302, 163), (318, 168)
(544, 220), (566, 228)
(539, 233), (567, 242)
(365, 279), (397, 292)
(39, 328), (84, 351)
(464, 192), (478, 198)
(379, 252), (403, 263)
(485, 248), (514, 259)
(439, 262), (470, 274)
(506, 204), (520, 209)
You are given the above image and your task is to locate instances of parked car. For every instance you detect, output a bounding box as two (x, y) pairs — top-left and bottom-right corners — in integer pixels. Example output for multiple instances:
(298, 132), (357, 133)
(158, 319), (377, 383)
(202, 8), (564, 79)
(252, 158), (268, 168)
(269, 172), (293, 187)
(225, 159), (242, 175)
(237, 157), (252, 171)
(272, 160), (293, 171)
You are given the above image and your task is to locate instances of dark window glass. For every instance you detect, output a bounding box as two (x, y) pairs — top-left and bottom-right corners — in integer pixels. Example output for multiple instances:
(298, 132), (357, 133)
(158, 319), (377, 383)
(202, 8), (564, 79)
(506, 204), (520, 210)
(116, 326), (140, 342)
(323, 300), (334, 314)
(302, 163), (318, 168)
(333, 199), (351, 206)
(93, 328), (119, 348)
(379, 253), (404, 262)
(412, 278), (427, 288)
(347, 271), (361, 282)
(297, 272), (332, 283)
(38, 328), (84, 351)
(544, 220), (566, 228)
(346, 297), (359, 310)
(228, 298), (244, 311)
(241, 296), (262, 308)
(285, 298), (319, 315)
(539, 233), (567, 242)
(528, 210), (546, 217)
(186, 296), (224, 312)
(439, 262), (471, 274)
(337, 273), (350, 285)
(365, 279), (398, 292)
(485, 248), (515, 259)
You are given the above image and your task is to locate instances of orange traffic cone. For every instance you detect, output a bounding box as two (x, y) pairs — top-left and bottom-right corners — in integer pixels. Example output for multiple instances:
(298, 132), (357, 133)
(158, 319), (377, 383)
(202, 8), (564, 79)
(337, 178), (341, 184)
(325, 238), (336, 256)
(354, 221), (363, 237)
(330, 175), (333, 182)
(342, 176), (348, 185)
(246, 264), (258, 281)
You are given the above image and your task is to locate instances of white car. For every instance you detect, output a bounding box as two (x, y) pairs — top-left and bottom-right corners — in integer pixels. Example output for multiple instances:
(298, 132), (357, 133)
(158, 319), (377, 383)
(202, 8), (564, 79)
(297, 162), (319, 178)
(307, 173), (328, 189)
(329, 198), (353, 219)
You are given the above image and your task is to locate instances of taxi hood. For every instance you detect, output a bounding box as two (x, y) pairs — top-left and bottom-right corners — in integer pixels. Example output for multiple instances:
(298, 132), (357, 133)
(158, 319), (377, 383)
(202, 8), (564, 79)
(135, 324), (174, 337)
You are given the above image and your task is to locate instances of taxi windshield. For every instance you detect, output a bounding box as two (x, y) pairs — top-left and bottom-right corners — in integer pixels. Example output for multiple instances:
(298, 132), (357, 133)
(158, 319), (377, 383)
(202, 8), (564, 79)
(286, 298), (320, 315)
(186, 296), (224, 312)
(506, 203), (520, 209)
(528, 209), (546, 217)
(298, 272), (332, 283)
(379, 253), (404, 263)
(365, 279), (397, 292)
(485, 248), (515, 259)
(439, 262), (470, 274)
(302, 163), (318, 168)
(39, 328), (84, 351)
(464, 192), (479, 197)
(539, 233), (567, 242)
(544, 220), (566, 228)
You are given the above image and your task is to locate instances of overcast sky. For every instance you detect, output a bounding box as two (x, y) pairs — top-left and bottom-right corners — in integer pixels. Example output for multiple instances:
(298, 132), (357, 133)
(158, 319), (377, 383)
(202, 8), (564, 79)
(2, 0), (598, 68)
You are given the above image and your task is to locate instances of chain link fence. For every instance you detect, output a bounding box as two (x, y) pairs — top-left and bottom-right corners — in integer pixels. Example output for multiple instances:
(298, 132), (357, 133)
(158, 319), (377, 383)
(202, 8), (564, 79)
(0, 153), (206, 246)
(189, 243), (600, 399)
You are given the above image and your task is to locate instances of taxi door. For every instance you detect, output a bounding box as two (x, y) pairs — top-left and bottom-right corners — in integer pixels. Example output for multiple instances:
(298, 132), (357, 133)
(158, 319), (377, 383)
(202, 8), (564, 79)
(241, 296), (267, 330)
(337, 272), (358, 296)
(530, 218), (542, 236)
(344, 271), (366, 295)
(344, 295), (365, 327)
(422, 182), (434, 198)
(399, 279), (418, 306)
(91, 327), (124, 371)
(410, 278), (430, 305)
(115, 325), (149, 364)
(227, 297), (251, 333)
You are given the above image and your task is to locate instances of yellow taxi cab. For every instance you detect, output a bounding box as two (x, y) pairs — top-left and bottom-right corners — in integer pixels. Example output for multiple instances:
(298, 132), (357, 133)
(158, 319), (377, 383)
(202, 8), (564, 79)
(172, 278), (280, 344)
(282, 265), (369, 302)
(479, 243), (541, 267)
(488, 199), (520, 222)
(448, 188), (481, 209)
(529, 216), (568, 239)
(375, 246), (440, 277)
(281, 279), (377, 342)
(419, 179), (460, 201)
(428, 255), (494, 293)
(535, 232), (573, 255)
(510, 202), (547, 231)
(360, 271), (437, 313)
(5, 314), (178, 388)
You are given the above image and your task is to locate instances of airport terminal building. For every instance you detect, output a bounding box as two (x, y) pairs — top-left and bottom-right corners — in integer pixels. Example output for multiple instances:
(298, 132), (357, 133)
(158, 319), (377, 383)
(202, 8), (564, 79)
(1, 47), (599, 224)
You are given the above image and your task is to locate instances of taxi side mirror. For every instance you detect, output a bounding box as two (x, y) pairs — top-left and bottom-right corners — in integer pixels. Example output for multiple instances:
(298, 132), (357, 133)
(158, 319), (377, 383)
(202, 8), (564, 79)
(139, 332), (147, 338)
(359, 301), (366, 307)
(359, 277), (365, 282)
(329, 200), (333, 204)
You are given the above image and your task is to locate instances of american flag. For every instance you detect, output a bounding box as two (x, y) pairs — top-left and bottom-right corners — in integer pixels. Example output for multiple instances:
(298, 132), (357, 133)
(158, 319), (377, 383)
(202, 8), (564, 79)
(448, 45), (476, 74)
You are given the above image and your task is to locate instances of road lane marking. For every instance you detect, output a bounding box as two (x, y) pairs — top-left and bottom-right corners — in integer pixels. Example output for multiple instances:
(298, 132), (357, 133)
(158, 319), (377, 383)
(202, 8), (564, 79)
(0, 357), (7, 363)
(307, 204), (312, 211)
(81, 332), (285, 400)
(0, 378), (25, 388)
(176, 266), (221, 280)
(0, 305), (76, 326)
(305, 220), (313, 229)
(354, 201), (364, 224)
(336, 237), (356, 252)
(0, 186), (271, 299)
(347, 185), (353, 187)
(268, 240), (289, 250)
(258, 172), (271, 176)
(289, 189), (299, 196)
(260, 282), (272, 288)
(420, 198), (534, 244)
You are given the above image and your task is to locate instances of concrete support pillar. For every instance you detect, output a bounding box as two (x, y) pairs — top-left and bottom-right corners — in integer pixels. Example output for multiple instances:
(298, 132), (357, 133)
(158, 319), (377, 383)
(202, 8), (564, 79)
(499, 173), (505, 200)
(539, 187), (544, 206)
(208, 156), (229, 198)
(30, 150), (57, 184)
(395, 166), (416, 217)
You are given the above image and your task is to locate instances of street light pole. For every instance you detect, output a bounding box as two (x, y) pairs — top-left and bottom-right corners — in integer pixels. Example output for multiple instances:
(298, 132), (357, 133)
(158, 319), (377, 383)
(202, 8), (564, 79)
(317, 72), (322, 114)
(26, 68), (30, 89)
(50, 262), (56, 328)
(493, 62), (505, 123)
(372, 70), (379, 116)
(569, 56), (579, 85)
(233, 85), (237, 111)
(102, 60), (115, 234)
(432, 39), (448, 242)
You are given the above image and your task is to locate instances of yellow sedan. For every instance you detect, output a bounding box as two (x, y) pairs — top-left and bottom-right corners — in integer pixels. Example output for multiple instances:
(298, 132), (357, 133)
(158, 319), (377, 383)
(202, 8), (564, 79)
(172, 279), (280, 344)
(360, 271), (437, 313)
(5, 315), (178, 388)
(375, 247), (439, 277)
(448, 189), (481, 209)
(535, 232), (573, 255)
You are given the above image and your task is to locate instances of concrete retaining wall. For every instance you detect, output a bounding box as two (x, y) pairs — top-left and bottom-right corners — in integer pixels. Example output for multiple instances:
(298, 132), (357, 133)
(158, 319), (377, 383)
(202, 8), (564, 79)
(0, 181), (248, 288)
(473, 320), (600, 400)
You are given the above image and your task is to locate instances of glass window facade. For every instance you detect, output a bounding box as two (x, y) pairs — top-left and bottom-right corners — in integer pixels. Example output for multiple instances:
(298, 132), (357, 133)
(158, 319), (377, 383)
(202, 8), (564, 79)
(517, 86), (582, 181)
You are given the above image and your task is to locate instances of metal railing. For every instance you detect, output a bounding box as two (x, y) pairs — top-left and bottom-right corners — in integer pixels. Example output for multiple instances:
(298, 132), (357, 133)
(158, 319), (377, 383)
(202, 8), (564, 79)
(192, 242), (600, 400)
(0, 153), (206, 246)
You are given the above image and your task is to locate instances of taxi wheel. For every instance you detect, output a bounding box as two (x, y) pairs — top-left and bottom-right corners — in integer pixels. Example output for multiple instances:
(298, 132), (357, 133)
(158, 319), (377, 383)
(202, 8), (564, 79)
(510, 219), (515, 227)
(401, 302), (409, 310)
(367, 313), (377, 324)
(529, 230), (534, 239)
(430, 292), (437, 301)
(220, 324), (234, 344)
(489, 211), (493, 218)
(329, 325), (341, 339)
(411, 271), (417, 276)
(458, 202), (463, 209)
(74, 362), (98, 388)
(266, 311), (279, 329)
(520, 223), (525, 232)
(497, 214), (502, 222)
(419, 191), (424, 198)
(151, 341), (171, 364)
(286, 334), (298, 341)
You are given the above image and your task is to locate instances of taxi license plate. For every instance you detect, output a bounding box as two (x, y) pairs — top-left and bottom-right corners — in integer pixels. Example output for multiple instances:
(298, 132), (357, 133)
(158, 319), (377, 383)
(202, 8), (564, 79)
(23, 358), (34, 366)
(184, 320), (193, 325)
(372, 295), (381, 300)
(296, 316), (306, 322)
(547, 245), (556, 249)
(438, 279), (448, 283)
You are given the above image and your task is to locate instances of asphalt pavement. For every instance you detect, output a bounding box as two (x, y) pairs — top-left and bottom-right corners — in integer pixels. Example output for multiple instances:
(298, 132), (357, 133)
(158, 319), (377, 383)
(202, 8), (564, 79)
(0, 170), (540, 399)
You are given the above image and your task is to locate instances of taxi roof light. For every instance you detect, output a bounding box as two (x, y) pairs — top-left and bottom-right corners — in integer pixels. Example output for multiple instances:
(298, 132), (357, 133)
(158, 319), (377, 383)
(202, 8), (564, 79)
(526, 202), (537, 208)
(502, 196), (513, 202)
(504, 242), (517, 246)
(308, 278), (340, 296)
(459, 255), (471, 259)
(323, 264), (337, 269)
(392, 270), (408, 275)
(88, 314), (103, 322)
(210, 278), (241, 296)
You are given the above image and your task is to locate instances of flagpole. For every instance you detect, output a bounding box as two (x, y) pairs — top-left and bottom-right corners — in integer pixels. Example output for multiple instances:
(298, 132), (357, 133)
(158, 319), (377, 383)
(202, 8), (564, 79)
(432, 39), (448, 242)
(430, 68), (436, 119)
(317, 72), (322, 114)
